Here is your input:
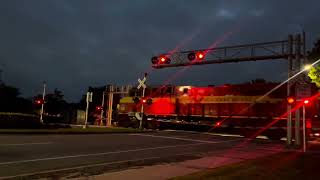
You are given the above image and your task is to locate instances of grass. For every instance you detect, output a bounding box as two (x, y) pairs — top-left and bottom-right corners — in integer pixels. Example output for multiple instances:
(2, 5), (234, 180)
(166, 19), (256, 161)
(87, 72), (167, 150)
(0, 127), (143, 134)
(170, 152), (320, 180)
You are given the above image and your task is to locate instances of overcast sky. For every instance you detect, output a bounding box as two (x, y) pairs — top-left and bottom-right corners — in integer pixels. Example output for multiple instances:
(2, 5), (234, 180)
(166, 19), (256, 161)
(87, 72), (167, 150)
(0, 0), (319, 102)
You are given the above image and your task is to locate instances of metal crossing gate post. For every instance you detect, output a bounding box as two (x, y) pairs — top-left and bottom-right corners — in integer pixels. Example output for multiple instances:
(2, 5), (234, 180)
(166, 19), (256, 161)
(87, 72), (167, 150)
(105, 85), (131, 127)
(294, 34), (302, 146)
(137, 73), (147, 130)
(106, 85), (114, 127)
(287, 35), (293, 145)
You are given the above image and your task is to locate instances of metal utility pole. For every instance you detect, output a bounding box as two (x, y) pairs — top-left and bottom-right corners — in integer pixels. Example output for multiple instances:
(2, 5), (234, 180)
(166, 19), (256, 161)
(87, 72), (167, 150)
(295, 34), (302, 146)
(106, 85), (131, 127)
(100, 88), (106, 126)
(287, 35), (293, 145)
(302, 104), (307, 152)
(84, 91), (93, 128)
(106, 85), (114, 127)
(40, 82), (46, 124)
(138, 73), (147, 130)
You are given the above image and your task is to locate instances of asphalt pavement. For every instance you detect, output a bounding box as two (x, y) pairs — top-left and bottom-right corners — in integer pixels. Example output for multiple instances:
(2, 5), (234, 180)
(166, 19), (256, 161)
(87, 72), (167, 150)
(0, 131), (286, 179)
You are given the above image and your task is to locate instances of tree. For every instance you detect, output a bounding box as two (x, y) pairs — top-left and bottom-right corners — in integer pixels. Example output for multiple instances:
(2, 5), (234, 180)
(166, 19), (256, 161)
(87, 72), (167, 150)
(307, 39), (320, 63)
(308, 65), (320, 87)
(0, 83), (33, 113)
(45, 89), (67, 115)
(308, 39), (320, 87)
(251, 78), (267, 84)
(34, 88), (67, 115)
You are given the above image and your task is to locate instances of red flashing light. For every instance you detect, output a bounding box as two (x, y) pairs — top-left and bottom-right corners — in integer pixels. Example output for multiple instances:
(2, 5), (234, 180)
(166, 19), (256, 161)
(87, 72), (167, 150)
(188, 52), (205, 61)
(216, 122), (221, 126)
(142, 99), (147, 103)
(35, 99), (44, 105)
(160, 57), (166, 62)
(304, 99), (310, 105)
(196, 52), (205, 60)
(158, 56), (171, 64)
(287, 97), (295, 104)
(96, 106), (102, 110)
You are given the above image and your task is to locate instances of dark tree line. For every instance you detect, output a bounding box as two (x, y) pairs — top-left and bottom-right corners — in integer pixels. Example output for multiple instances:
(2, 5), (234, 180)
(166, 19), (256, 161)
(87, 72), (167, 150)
(308, 39), (320, 87)
(0, 83), (69, 115)
(0, 83), (34, 113)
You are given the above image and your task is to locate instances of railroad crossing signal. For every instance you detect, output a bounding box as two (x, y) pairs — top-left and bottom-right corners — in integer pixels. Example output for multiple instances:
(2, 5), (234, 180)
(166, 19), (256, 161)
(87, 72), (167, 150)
(151, 33), (307, 149)
(136, 73), (148, 130)
(151, 39), (292, 69)
(187, 51), (205, 61)
(137, 76), (146, 90)
(287, 97), (295, 104)
(34, 99), (44, 105)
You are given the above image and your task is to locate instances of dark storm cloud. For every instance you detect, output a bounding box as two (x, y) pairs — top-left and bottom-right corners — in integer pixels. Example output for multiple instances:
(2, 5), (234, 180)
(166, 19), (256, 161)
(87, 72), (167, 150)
(0, 0), (319, 101)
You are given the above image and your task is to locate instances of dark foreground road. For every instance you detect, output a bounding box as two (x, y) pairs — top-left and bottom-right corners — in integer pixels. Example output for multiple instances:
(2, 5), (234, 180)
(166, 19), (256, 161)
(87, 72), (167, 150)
(0, 131), (286, 179)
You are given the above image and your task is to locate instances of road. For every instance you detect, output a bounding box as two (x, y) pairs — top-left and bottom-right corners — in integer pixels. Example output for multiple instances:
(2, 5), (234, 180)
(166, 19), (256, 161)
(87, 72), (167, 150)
(0, 131), (286, 179)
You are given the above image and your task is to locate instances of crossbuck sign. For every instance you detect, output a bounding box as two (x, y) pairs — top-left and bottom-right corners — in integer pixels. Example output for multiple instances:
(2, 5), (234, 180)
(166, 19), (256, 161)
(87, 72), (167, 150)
(137, 77), (146, 89)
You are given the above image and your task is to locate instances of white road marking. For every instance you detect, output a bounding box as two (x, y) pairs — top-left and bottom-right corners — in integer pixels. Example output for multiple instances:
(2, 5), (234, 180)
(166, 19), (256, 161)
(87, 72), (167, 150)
(162, 130), (271, 140)
(0, 152), (199, 179)
(0, 142), (52, 146)
(0, 140), (236, 166)
(203, 133), (243, 137)
(130, 134), (240, 144)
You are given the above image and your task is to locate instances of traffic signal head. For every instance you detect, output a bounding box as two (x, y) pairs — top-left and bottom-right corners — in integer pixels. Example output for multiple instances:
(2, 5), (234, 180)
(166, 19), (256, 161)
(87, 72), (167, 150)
(151, 56), (158, 64)
(158, 56), (171, 64)
(187, 51), (205, 61)
(96, 106), (102, 110)
(183, 88), (189, 94)
(133, 97), (140, 104)
(187, 52), (196, 61)
(151, 56), (171, 65)
(34, 99), (44, 105)
(287, 97), (295, 104)
(196, 52), (205, 60)
(146, 98), (153, 105)
(140, 98), (152, 105)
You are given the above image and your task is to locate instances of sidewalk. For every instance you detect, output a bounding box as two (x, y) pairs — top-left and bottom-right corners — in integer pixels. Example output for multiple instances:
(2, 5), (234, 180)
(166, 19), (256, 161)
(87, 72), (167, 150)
(75, 145), (285, 180)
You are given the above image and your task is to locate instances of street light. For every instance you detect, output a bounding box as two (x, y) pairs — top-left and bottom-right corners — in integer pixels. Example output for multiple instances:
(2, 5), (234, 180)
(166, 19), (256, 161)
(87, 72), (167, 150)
(303, 64), (312, 71)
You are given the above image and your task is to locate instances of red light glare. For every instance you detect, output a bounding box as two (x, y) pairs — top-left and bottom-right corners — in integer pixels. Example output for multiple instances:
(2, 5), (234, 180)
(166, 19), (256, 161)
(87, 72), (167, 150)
(196, 52), (205, 60)
(304, 99), (309, 104)
(35, 99), (43, 104)
(142, 99), (147, 103)
(287, 97), (295, 104)
(160, 57), (166, 62)
(216, 122), (221, 126)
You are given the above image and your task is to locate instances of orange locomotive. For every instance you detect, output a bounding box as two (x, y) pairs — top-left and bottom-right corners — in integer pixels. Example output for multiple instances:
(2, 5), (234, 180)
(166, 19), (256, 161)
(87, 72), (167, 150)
(117, 83), (320, 140)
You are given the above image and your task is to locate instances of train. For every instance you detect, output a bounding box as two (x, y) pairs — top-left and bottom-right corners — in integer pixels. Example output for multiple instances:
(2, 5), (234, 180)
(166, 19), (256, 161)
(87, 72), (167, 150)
(116, 82), (320, 140)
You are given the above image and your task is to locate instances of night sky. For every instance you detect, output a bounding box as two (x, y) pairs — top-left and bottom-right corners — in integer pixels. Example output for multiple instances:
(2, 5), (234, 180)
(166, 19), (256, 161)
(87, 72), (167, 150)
(0, 0), (319, 102)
